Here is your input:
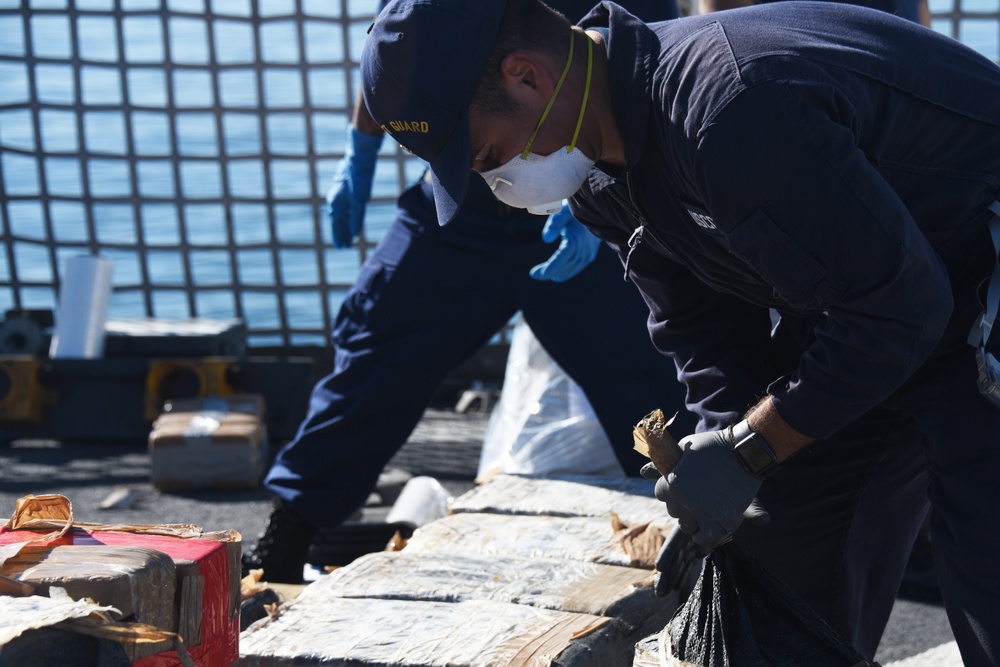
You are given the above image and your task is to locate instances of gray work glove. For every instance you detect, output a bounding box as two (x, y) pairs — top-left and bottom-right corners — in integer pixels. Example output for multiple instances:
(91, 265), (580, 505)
(652, 526), (705, 598)
(644, 427), (771, 552)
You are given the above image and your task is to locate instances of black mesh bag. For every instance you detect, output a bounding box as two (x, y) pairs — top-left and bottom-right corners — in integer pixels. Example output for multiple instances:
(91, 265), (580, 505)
(667, 543), (881, 667)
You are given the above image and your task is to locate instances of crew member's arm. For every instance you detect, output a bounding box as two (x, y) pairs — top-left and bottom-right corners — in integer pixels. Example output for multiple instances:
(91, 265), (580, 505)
(572, 204), (781, 434)
(744, 396), (812, 461)
(327, 92), (384, 248)
(694, 82), (952, 444)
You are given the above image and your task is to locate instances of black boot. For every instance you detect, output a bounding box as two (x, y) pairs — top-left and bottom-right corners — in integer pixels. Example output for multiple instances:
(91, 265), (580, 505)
(242, 499), (317, 584)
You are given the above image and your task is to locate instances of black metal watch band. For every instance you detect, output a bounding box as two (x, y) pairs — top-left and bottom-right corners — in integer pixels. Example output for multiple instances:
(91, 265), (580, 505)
(731, 419), (780, 477)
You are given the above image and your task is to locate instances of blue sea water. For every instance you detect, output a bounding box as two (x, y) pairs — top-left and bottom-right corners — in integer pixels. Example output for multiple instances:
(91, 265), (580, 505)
(0, 0), (432, 345)
(0, 0), (998, 346)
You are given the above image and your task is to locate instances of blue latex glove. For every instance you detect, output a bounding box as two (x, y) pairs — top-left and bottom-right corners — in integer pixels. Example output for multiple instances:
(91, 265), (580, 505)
(529, 204), (601, 282)
(646, 426), (771, 551)
(327, 127), (383, 249)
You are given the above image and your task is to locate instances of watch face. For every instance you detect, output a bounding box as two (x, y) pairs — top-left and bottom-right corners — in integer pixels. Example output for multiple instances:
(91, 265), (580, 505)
(735, 434), (776, 475)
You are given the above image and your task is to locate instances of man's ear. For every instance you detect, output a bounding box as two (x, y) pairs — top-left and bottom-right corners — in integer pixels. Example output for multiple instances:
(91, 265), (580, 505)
(499, 52), (555, 105)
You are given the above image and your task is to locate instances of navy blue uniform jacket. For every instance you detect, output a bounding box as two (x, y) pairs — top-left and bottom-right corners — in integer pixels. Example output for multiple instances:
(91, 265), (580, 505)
(573, 2), (1000, 437)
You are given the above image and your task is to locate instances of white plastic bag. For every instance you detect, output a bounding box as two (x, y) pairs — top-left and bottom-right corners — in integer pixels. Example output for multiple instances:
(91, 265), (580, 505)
(477, 315), (625, 480)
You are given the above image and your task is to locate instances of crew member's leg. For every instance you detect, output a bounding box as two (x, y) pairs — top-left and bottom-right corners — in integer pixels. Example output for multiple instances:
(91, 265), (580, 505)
(733, 409), (929, 658)
(252, 196), (520, 581)
(267, 215), (520, 523)
(899, 344), (1000, 667)
(737, 241), (1000, 661)
(871, 240), (1000, 666)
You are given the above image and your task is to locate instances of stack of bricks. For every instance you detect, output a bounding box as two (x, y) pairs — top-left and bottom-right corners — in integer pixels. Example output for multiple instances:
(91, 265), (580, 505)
(238, 474), (689, 667)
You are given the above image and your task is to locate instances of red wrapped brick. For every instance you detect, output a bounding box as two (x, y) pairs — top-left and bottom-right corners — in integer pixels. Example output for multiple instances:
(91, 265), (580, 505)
(0, 494), (241, 667)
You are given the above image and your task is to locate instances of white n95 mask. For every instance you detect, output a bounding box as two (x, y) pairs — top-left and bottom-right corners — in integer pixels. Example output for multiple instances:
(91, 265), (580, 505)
(481, 147), (595, 215)
(479, 31), (595, 216)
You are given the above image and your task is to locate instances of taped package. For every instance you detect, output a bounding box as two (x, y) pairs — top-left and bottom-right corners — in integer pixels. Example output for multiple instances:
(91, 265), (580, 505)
(450, 474), (667, 526)
(239, 597), (635, 667)
(299, 550), (665, 635)
(404, 512), (674, 569)
(0, 494), (242, 667)
(2, 545), (176, 631)
(149, 396), (268, 490)
(238, 474), (690, 667)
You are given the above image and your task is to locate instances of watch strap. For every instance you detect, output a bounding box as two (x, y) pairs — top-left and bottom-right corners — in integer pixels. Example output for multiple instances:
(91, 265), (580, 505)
(731, 419), (780, 478)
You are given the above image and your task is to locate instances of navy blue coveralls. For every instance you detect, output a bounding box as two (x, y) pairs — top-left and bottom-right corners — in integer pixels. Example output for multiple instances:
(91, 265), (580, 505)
(264, 0), (693, 559)
(572, 2), (1000, 662)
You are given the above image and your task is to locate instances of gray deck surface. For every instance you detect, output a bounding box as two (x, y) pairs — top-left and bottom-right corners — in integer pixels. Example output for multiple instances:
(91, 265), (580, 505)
(0, 408), (960, 666)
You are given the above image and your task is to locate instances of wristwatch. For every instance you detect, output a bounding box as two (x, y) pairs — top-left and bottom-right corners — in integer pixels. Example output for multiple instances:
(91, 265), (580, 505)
(731, 419), (780, 478)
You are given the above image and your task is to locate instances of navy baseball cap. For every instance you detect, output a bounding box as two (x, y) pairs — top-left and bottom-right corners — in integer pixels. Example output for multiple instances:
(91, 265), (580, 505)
(361, 0), (508, 225)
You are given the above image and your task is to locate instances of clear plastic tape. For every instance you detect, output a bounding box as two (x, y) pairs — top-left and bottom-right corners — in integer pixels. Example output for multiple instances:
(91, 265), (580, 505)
(450, 474), (667, 526)
(184, 414), (224, 437)
(403, 513), (641, 567)
(239, 597), (609, 666)
(299, 550), (653, 617)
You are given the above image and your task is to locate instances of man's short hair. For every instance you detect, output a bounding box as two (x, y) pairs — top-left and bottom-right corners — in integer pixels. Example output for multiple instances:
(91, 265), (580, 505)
(471, 0), (572, 117)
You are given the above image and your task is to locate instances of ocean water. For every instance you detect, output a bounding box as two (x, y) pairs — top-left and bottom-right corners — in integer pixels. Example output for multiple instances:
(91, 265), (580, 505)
(0, 0), (997, 346)
(0, 0), (431, 346)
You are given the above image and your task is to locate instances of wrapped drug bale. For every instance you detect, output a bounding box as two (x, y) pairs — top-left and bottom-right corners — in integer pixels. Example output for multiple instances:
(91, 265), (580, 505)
(239, 473), (694, 667)
(239, 597), (637, 667)
(450, 474), (665, 526)
(298, 550), (665, 636)
(1, 545), (176, 631)
(663, 544), (879, 667)
(149, 406), (268, 491)
(404, 512), (672, 569)
(0, 494), (242, 666)
(412, 472), (677, 572)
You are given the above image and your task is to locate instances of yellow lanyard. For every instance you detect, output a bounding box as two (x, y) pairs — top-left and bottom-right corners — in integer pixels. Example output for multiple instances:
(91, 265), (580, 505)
(520, 31), (594, 159)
